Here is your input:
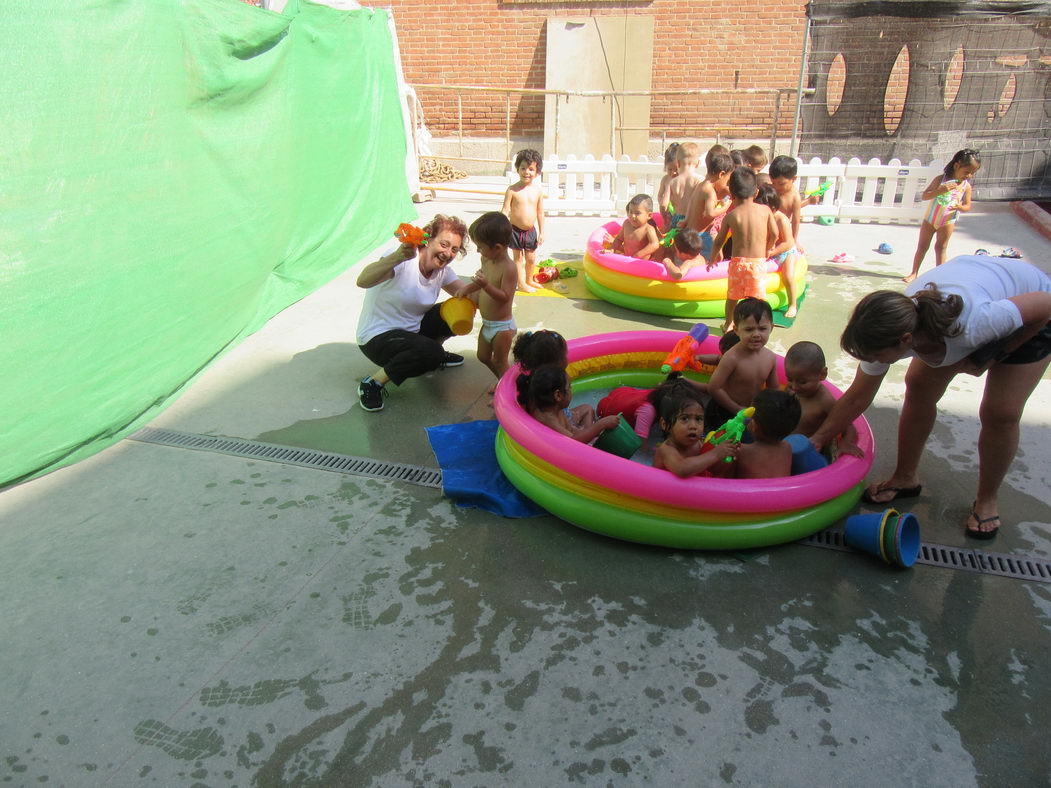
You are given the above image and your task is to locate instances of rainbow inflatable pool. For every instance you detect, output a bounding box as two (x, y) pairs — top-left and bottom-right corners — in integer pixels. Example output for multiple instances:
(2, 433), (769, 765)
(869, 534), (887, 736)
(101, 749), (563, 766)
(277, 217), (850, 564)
(583, 220), (807, 318)
(493, 331), (873, 550)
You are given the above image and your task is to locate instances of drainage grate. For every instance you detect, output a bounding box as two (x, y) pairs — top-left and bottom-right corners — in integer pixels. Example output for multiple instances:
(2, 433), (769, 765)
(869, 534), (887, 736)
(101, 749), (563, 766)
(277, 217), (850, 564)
(799, 528), (1051, 583)
(130, 428), (443, 489)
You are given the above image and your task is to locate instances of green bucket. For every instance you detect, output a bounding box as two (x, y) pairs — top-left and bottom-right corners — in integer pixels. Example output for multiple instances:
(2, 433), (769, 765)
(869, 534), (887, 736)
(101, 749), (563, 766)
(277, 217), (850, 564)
(593, 414), (643, 459)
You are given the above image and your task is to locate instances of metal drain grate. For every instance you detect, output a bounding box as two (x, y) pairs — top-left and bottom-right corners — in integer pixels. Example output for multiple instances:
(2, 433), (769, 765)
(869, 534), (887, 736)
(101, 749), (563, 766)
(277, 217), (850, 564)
(130, 428), (443, 489)
(799, 528), (1051, 583)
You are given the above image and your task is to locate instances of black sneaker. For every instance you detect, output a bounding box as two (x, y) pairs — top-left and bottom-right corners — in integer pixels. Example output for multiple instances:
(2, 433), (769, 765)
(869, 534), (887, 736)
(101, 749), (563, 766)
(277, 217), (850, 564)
(441, 352), (465, 368)
(358, 378), (386, 411)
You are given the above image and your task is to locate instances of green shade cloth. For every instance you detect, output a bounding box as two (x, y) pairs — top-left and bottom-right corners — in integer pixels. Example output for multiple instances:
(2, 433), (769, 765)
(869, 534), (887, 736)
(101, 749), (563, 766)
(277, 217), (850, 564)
(1, 0), (413, 487)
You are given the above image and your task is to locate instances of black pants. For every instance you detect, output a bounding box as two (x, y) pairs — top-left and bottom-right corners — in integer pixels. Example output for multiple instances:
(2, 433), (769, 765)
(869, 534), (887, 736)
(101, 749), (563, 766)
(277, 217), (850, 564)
(359, 304), (454, 386)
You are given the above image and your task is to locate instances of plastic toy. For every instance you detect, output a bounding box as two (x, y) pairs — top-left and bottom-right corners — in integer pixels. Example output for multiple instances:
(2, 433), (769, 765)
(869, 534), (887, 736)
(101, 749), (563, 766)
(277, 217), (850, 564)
(702, 407), (755, 462)
(805, 181), (833, 199)
(559, 266), (579, 278)
(584, 220), (808, 318)
(660, 323), (710, 373)
(395, 223), (429, 246)
(534, 266), (560, 284)
(844, 508), (920, 568)
(660, 227), (680, 248)
(492, 331), (874, 550)
(877, 242), (893, 254)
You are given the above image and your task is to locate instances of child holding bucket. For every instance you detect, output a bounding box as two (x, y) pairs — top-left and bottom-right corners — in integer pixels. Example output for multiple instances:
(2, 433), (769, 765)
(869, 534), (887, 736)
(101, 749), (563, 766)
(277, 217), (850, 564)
(653, 395), (739, 477)
(518, 364), (619, 442)
(461, 212), (520, 388)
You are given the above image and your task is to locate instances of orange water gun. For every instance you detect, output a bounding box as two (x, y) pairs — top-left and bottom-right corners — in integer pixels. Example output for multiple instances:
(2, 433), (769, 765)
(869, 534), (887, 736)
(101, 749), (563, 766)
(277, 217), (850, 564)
(395, 223), (429, 247)
(660, 323), (710, 374)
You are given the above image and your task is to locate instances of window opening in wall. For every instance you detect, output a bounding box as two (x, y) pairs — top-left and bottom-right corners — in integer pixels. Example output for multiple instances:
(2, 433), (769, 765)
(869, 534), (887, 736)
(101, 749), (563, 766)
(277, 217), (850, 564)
(826, 53), (846, 116)
(944, 45), (964, 110)
(884, 44), (909, 135)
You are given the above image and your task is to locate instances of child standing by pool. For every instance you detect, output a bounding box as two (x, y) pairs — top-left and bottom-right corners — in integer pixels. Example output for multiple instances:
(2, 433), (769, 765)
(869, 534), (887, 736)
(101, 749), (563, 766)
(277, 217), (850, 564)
(461, 212), (520, 388)
(709, 168), (779, 333)
(519, 364), (619, 442)
(502, 149), (545, 293)
(903, 149), (981, 284)
(755, 183), (801, 319)
(734, 390), (800, 479)
(653, 395), (739, 477)
(607, 195), (661, 260)
(666, 142), (704, 228)
(705, 298), (779, 430)
(682, 152), (734, 261)
(656, 143), (680, 226)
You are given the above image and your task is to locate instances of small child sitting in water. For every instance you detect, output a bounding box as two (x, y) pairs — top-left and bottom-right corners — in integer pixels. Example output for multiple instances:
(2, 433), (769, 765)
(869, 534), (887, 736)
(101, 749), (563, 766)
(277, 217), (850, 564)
(518, 364), (619, 442)
(659, 228), (707, 279)
(653, 395), (739, 477)
(606, 194), (661, 260)
(783, 341), (862, 457)
(734, 389), (801, 478)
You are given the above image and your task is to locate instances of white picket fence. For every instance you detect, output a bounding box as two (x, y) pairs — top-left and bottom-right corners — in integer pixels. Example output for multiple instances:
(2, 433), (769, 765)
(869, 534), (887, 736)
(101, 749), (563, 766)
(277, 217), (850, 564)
(515, 155), (944, 224)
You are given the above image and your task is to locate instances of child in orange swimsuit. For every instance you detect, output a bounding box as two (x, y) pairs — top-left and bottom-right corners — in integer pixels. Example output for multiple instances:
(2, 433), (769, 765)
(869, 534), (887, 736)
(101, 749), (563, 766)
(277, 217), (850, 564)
(708, 167), (779, 333)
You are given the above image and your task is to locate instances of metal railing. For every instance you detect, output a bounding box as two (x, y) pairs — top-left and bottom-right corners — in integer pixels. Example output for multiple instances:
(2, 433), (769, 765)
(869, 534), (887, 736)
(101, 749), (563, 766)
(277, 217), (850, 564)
(410, 84), (808, 168)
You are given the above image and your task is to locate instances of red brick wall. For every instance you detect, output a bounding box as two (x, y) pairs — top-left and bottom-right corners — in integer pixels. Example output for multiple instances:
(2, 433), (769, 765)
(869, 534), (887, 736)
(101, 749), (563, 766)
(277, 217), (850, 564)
(389, 0), (808, 140)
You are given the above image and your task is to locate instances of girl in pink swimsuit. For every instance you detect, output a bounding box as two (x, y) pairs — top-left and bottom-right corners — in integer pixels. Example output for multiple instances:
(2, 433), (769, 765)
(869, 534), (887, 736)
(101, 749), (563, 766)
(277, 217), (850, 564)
(903, 149), (981, 283)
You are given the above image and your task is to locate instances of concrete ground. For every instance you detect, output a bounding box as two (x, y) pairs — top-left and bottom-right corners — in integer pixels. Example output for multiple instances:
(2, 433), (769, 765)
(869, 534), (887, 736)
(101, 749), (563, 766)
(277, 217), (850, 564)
(3, 184), (1051, 786)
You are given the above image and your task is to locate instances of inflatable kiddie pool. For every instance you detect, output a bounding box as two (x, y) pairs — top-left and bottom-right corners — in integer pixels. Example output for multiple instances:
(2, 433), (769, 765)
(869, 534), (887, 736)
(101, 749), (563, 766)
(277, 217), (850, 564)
(493, 331), (873, 550)
(583, 219), (808, 318)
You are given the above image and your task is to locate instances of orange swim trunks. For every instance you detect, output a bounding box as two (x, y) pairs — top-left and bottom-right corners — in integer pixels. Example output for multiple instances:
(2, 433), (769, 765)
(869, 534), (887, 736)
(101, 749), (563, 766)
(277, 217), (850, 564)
(727, 257), (767, 300)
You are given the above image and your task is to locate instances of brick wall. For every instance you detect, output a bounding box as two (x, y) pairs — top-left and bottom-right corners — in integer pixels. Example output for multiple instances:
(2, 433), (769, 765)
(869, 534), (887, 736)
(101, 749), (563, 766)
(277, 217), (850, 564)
(388, 0), (808, 140)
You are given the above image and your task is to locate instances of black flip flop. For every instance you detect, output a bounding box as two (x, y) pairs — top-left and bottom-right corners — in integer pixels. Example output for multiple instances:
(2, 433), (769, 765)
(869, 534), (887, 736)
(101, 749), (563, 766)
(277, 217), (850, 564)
(966, 503), (1000, 540)
(861, 484), (922, 505)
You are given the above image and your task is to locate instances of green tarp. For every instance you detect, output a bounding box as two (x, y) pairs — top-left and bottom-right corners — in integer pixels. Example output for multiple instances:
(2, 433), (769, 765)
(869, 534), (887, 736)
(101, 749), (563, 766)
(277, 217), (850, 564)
(1, 0), (413, 487)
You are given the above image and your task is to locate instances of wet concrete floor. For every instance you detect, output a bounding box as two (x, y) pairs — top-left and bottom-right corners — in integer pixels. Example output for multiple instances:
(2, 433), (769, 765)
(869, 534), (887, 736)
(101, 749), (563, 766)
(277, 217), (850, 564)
(2, 187), (1050, 785)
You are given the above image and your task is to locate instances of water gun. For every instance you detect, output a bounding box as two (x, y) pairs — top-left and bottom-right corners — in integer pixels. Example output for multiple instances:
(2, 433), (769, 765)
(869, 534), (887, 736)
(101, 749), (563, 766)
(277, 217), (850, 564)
(701, 406), (755, 463)
(805, 181), (833, 199)
(395, 223), (429, 246)
(660, 203), (679, 247)
(660, 323), (710, 374)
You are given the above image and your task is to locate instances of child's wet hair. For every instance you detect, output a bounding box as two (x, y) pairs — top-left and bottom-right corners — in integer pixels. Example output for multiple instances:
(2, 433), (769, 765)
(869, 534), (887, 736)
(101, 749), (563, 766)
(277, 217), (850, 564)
(743, 145), (768, 170)
(514, 148), (544, 173)
(422, 214), (469, 256)
(943, 148), (981, 180)
(840, 287), (962, 360)
(648, 374), (702, 410)
(706, 144), (730, 171)
(769, 155), (798, 180)
(517, 363), (567, 410)
(658, 394), (703, 436)
(755, 182), (780, 209)
(673, 228), (704, 256)
(707, 152), (733, 176)
(733, 297), (773, 326)
(663, 142), (680, 169)
(512, 329), (568, 371)
(785, 341), (825, 371)
(627, 194), (654, 212)
(469, 212), (512, 248)
(676, 142), (701, 166)
(718, 331), (740, 354)
(729, 167), (758, 199)
(730, 150), (746, 166)
(752, 390), (801, 441)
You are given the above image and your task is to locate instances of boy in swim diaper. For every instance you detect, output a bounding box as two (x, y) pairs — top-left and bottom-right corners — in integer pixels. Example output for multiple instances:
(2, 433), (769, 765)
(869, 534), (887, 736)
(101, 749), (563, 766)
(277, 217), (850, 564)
(462, 212), (520, 387)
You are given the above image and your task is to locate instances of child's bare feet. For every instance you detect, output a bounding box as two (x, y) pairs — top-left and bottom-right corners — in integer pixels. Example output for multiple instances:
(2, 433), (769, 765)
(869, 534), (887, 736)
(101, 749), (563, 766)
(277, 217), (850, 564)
(517, 283), (537, 293)
(902, 273), (918, 284)
(784, 305), (798, 319)
(486, 382), (497, 395)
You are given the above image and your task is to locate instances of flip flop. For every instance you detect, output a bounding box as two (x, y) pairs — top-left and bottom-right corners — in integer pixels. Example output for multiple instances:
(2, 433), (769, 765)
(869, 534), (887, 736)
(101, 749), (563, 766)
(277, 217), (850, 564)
(832, 253), (855, 263)
(974, 248), (990, 256)
(966, 502), (1000, 540)
(861, 483), (922, 505)
(1000, 247), (1022, 259)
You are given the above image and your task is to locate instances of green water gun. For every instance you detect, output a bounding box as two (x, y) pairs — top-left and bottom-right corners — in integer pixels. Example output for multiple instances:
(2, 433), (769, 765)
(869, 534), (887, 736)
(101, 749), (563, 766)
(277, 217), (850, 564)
(805, 181), (833, 199)
(660, 202), (679, 247)
(702, 407), (755, 462)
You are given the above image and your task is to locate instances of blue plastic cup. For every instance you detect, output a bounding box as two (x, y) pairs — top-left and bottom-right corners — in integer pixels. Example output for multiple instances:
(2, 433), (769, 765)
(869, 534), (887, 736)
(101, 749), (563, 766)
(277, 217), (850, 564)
(886, 511), (921, 568)
(844, 508), (899, 561)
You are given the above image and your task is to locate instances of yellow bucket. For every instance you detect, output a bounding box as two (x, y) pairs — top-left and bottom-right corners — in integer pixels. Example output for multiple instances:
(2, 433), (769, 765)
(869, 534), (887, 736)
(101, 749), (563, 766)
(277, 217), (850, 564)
(440, 296), (476, 336)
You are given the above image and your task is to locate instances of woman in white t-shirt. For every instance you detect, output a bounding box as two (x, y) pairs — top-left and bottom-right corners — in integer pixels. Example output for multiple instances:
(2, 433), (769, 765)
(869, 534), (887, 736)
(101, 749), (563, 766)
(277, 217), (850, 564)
(355, 214), (474, 412)
(811, 255), (1051, 540)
